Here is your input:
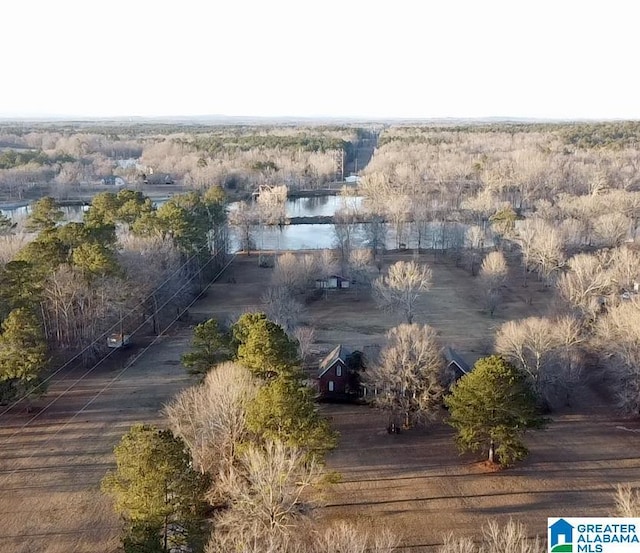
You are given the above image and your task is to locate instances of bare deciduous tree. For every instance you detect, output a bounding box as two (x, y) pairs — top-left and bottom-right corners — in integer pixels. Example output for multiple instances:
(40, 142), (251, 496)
(333, 207), (360, 275)
(373, 260), (433, 324)
(210, 441), (321, 549)
(272, 252), (318, 293)
(257, 184), (288, 226)
(261, 286), (305, 333)
(518, 218), (565, 286)
(556, 252), (612, 321)
(292, 325), (315, 365)
(348, 248), (373, 291)
(439, 520), (543, 553)
(0, 233), (30, 266)
(207, 520), (398, 553)
(465, 225), (486, 276)
(495, 316), (583, 406)
(595, 301), (640, 414)
(439, 534), (476, 553)
(316, 249), (338, 280)
(609, 246), (640, 292)
(364, 323), (444, 428)
(364, 214), (387, 262)
(164, 362), (258, 500)
(480, 520), (544, 553)
(479, 251), (508, 317)
(230, 201), (257, 254)
(593, 213), (631, 248)
(615, 484), (640, 517)
(312, 522), (399, 553)
(386, 194), (411, 249)
(528, 220), (565, 284)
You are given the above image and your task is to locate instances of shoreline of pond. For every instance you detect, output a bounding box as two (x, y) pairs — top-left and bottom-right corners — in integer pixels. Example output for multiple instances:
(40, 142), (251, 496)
(0, 182), (359, 211)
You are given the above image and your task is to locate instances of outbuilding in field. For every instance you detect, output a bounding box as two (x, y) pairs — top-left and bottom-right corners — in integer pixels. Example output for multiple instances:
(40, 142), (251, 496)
(315, 274), (350, 290)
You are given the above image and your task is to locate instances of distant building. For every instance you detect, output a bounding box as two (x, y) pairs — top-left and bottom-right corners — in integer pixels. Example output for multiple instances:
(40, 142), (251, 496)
(101, 175), (126, 187)
(143, 173), (175, 185)
(315, 274), (350, 290)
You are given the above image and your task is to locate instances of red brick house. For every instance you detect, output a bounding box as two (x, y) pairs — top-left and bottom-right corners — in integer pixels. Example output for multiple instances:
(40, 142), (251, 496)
(317, 345), (352, 400)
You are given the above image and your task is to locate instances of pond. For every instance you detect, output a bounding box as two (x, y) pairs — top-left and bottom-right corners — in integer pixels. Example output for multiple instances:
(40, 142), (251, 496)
(1, 195), (362, 223)
(1, 195), (481, 252)
(0, 204), (89, 223)
(230, 221), (477, 253)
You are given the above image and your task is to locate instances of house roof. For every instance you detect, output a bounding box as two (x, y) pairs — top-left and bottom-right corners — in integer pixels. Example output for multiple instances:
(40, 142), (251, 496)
(444, 347), (471, 375)
(318, 345), (351, 377)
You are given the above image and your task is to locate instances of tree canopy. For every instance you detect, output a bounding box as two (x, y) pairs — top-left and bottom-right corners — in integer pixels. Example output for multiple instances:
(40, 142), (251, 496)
(246, 373), (337, 456)
(0, 308), (48, 403)
(101, 424), (209, 552)
(181, 318), (229, 374)
(231, 312), (299, 379)
(445, 355), (545, 467)
(25, 196), (64, 232)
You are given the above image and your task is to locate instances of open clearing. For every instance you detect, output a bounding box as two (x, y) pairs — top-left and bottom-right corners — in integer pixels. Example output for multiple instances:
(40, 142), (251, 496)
(0, 252), (638, 552)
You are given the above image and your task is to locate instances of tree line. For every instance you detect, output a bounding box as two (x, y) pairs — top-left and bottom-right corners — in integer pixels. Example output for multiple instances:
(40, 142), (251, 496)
(0, 124), (363, 201)
(0, 187), (227, 404)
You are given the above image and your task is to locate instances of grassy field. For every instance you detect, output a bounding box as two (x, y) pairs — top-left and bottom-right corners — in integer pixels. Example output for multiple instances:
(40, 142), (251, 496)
(0, 251), (637, 552)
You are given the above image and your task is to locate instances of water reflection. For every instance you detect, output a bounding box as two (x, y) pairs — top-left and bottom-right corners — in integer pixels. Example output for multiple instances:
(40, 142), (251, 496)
(2, 196), (482, 253)
(0, 204), (88, 222)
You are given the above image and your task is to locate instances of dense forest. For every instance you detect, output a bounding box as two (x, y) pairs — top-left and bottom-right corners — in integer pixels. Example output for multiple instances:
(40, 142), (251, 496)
(0, 124), (362, 201)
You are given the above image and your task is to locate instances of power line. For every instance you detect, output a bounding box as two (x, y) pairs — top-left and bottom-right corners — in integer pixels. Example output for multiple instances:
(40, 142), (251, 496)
(0, 218), (227, 415)
(0, 252), (235, 521)
(0, 246), (232, 451)
(4, 254), (236, 477)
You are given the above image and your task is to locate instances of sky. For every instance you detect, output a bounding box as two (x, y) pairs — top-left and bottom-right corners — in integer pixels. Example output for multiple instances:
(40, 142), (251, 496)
(1, 0), (639, 120)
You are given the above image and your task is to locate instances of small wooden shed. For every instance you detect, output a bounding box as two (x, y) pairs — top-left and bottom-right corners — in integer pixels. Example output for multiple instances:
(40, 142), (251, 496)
(314, 275), (350, 290)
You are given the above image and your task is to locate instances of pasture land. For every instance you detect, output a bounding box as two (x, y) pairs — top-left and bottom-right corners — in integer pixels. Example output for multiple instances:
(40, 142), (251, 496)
(0, 251), (636, 552)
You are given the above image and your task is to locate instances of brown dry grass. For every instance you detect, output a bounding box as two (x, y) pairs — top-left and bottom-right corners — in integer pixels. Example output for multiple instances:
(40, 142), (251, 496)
(0, 251), (637, 552)
(319, 402), (640, 552)
(0, 332), (198, 552)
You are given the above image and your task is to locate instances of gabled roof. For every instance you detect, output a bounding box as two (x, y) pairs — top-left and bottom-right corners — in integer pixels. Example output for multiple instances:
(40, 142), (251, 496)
(318, 345), (351, 377)
(444, 347), (471, 375)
